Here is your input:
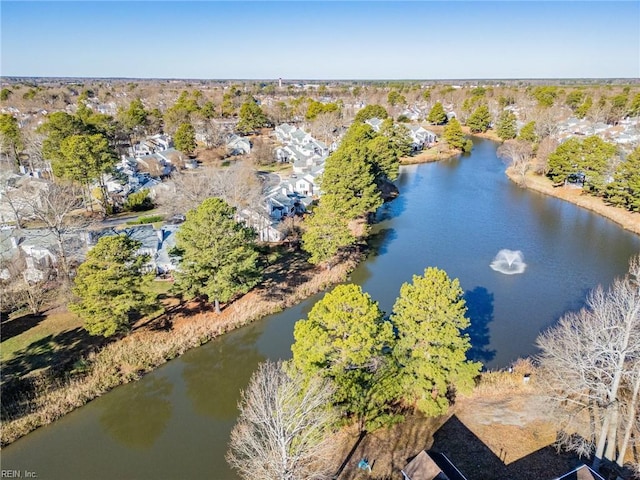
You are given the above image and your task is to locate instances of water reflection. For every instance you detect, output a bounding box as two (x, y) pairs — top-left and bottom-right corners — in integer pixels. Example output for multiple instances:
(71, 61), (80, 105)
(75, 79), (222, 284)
(463, 286), (496, 364)
(182, 328), (265, 420)
(99, 376), (173, 449)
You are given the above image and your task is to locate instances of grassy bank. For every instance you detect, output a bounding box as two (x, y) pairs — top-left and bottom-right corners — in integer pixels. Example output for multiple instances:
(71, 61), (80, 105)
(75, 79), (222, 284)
(506, 168), (640, 236)
(1, 247), (361, 447)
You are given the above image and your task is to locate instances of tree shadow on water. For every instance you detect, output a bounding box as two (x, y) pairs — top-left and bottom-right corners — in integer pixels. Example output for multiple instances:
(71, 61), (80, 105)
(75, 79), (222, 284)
(366, 228), (398, 258)
(99, 376), (173, 449)
(463, 286), (496, 365)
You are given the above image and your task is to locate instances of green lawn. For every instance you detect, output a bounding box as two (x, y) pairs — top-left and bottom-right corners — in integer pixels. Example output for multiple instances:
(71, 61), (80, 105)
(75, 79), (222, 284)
(1, 310), (83, 363)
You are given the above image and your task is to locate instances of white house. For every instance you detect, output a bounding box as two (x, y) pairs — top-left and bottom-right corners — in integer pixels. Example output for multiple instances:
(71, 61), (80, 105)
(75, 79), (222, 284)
(227, 134), (251, 156)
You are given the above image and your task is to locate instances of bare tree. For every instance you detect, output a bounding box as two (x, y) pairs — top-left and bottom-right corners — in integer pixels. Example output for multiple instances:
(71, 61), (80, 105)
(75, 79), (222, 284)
(0, 256), (51, 315)
(250, 137), (275, 166)
(158, 159), (263, 215)
(536, 256), (640, 471)
(226, 360), (337, 480)
(309, 111), (341, 145)
(533, 136), (559, 175)
(193, 116), (228, 149)
(498, 139), (533, 185)
(21, 182), (89, 284)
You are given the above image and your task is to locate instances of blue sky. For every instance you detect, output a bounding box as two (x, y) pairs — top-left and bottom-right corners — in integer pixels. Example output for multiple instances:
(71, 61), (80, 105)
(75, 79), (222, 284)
(1, 1), (638, 79)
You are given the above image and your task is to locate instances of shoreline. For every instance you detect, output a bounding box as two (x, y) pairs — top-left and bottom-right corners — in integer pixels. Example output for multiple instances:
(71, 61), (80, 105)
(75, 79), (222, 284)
(1, 247), (362, 447)
(505, 167), (640, 236)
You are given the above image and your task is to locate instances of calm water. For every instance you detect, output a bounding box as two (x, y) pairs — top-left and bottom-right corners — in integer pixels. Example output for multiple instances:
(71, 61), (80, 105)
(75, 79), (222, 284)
(3, 138), (639, 479)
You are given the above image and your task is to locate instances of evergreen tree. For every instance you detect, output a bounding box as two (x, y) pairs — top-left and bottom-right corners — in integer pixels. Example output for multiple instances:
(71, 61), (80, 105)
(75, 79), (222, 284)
(39, 111), (87, 165)
(443, 118), (472, 152)
(605, 147), (640, 211)
(174, 198), (261, 313)
(291, 284), (398, 430)
(387, 90), (406, 107)
(301, 204), (355, 266)
(353, 104), (388, 124)
(575, 96), (593, 119)
(174, 122), (196, 155)
(305, 100), (340, 121)
(70, 235), (156, 337)
(0, 114), (24, 168)
(427, 102), (447, 125)
(320, 132), (382, 219)
(391, 267), (481, 416)
(56, 133), (117, 210)
(237, 99), (270, 133)
(518, 121), (538, 143)
(629, 93), (640, 118)
(467, 104), (492, 133)
(118, 98), (148, 134)
(496, 110), (517, 140)
(547, 136), (617, 192)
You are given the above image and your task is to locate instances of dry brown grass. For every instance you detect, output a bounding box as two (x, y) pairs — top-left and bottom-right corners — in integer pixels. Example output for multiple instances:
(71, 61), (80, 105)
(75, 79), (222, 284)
(0, 248), (361, 447)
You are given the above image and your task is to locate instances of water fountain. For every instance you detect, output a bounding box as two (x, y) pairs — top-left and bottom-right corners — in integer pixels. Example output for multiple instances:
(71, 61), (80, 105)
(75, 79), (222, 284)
(490, 249), (527, 275)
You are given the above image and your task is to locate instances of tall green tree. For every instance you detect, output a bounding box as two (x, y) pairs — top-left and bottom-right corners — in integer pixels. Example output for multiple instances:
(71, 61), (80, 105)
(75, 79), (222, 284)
(291, 284), (397, 431)
(391, 267), (481, 416)
(39, 111), (86, 165)
(237, 100), (270, 133)
(70, 235), (156, 337)
(518, 121), (538, 143)
(301, 204), (355, 266)
(427, 102), (447, 125)
(118, 98), (148, 141)
(575, 96), (593, 119)
(174, 122), (196, 155)
(466, 104), (492, 133)
(305, 100), (340, 121)
(605, 147), (640, 211)
(174, 198), (261, 313)
(443, 118), (472, 152)
(320, 138), (382, 219)
(379, 118), (413, 160)
(0, 114), (24, 168)
(353, 104), (388, 124)
(495, 110), (517, 140)
(628, 92), (640, 118)
(387, 90), (406, 107)
(57, 133), (117, 210)
(547, 136), (617, 192)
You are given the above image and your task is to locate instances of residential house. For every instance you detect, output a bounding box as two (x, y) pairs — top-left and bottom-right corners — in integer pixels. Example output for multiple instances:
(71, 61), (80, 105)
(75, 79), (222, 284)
(406, 125), (437, 151)
(237, 209), (284, 243)
(274, 123), (297, 143)
(227, 134), (251, 156)
(0, 228), (88, 282)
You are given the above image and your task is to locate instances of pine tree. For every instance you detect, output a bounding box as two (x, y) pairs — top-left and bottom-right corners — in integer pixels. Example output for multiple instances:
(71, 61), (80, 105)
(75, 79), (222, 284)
(174, 198), (261, 313)
(301, 204), (355, 266)
(467, 104), (492, 133)
(496, 110), (517, 140)
(605, 147), (640, 211)
(70, 235), (156, 337)
(427, 102), (447, 125)
(443, 118), (472, 152)
(518, 121), (538, 143)
(237, 99), (270, 133)
(292, 284), (398, 430)
(174, 122), (196, 155)
(391, 267), (481, 416)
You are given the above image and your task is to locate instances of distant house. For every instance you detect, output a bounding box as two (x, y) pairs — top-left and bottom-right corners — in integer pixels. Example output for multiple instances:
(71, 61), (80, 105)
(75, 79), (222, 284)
(227, 134), (251, 156)
(406, 125), (437, 151)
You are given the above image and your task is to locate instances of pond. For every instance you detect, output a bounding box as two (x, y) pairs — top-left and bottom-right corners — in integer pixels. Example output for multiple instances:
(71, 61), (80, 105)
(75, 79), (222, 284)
(3, 138), (639, 479)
